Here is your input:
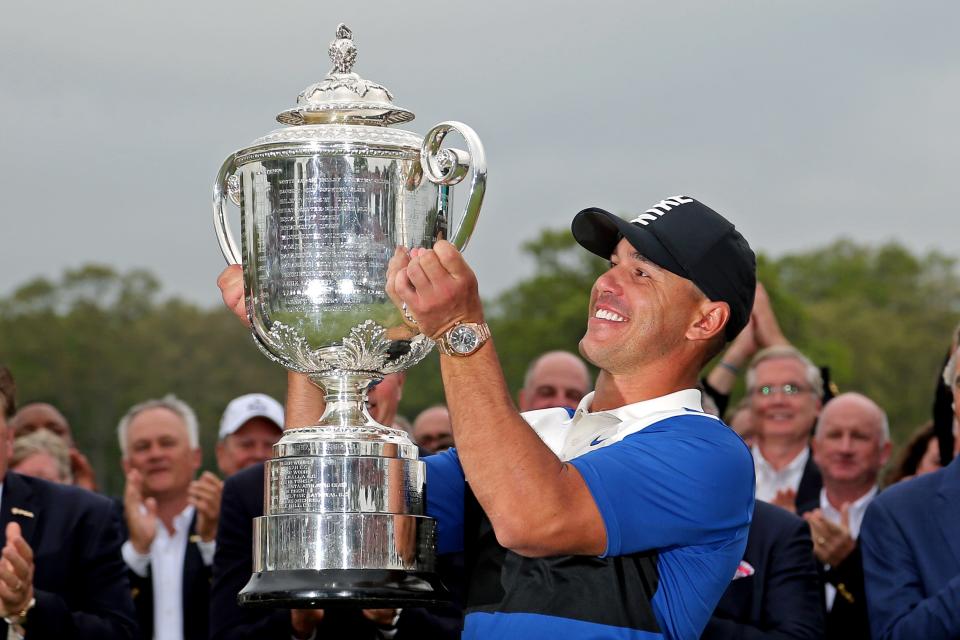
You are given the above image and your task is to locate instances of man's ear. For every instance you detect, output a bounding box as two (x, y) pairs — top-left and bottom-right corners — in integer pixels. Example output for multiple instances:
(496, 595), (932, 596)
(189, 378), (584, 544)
(686, 301), (730, 343)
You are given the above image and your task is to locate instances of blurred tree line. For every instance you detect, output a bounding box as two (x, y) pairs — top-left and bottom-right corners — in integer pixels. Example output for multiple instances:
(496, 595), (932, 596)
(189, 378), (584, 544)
(2, 236), (958, 494)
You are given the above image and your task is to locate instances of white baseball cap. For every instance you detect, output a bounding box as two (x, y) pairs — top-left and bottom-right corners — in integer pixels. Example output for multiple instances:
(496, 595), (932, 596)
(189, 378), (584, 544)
(218, 393), (284, 440)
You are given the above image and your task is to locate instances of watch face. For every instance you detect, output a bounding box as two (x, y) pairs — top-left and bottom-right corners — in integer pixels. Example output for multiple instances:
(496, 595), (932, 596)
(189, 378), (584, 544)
(449, 325), (479, 354)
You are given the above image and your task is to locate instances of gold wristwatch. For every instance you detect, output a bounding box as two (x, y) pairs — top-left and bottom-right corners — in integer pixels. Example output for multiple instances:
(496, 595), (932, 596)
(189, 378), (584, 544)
(436, 321), (491, 356)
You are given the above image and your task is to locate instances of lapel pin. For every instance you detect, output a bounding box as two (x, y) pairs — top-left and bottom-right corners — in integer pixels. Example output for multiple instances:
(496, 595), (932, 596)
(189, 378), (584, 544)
(189, 534), (202, 544)
(11, 508), (34, 519)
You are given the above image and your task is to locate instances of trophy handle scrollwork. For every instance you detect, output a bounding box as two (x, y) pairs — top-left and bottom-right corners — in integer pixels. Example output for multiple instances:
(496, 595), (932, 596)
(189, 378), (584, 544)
(420, 121), (486, 251)
(213, 153), (243, 265)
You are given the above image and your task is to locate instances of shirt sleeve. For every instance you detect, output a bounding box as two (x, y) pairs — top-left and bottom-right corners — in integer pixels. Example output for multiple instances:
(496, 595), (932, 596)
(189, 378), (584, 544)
(121, 539), (150, 577)
(569, 417), (754, 557)
(197, 539), (217, 566)
(424, 448), (465, 555)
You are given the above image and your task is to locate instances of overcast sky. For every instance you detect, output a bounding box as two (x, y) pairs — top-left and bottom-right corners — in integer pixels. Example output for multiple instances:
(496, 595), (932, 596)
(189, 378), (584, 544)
(2, 1), (957, 307)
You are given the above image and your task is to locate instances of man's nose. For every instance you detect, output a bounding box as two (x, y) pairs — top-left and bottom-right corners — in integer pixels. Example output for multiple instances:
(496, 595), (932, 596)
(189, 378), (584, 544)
(594, 269), (624, 294)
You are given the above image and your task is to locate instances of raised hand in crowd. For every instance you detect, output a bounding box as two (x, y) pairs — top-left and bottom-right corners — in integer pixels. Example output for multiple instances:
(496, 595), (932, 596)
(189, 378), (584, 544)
(189, 470), (224, 542)
(123, 468), (158, 554)
(750, 282), (788, 349)
(706, 282), (789, 397)
(0, 523), (34, 623)
(804, 505), (856, 567)
(770, 488), (798, 514)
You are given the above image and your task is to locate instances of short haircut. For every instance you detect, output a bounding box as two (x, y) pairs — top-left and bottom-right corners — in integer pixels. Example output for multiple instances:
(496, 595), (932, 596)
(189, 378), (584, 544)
(117, 394), (199, 456)
(0, 365), (15, 419)
(746, 345), (824, 399)
(12, 428), (73, 482)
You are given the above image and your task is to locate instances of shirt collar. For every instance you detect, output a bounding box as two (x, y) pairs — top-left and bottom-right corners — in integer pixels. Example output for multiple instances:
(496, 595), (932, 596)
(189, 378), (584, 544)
(573, 388), (705, 424)
(819, 485), (878, 538)
(752, 444), (810, 474)
(820, 484), (878, 517)
(158, 503), (196, 540)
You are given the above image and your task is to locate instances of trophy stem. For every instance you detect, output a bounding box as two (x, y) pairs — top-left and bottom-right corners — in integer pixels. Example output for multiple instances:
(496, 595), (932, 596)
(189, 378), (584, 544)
(286, 372), (409, 442)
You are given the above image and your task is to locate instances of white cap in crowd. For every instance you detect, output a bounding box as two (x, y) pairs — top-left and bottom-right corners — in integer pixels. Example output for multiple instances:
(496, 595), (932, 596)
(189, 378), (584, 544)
(218, 393), (285, 440)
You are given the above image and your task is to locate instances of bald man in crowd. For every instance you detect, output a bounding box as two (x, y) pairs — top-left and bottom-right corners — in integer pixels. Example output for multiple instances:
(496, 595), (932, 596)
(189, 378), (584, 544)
(412, 405), (454, 454)
(10, 402), (97, 489)
(799, 393), (891, 639)
(517, 350), (591, 412)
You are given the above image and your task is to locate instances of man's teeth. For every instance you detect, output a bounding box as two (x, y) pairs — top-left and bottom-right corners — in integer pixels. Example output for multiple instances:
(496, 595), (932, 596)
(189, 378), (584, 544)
(595, 309), (627, 322)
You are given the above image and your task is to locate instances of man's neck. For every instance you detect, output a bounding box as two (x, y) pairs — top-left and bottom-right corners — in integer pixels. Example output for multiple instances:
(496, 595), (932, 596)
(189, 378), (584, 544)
(591, 365), (698, 413)
(757, 437), (808, 471)
(824, 482), (875, 510)
(153, 494), (190, 535)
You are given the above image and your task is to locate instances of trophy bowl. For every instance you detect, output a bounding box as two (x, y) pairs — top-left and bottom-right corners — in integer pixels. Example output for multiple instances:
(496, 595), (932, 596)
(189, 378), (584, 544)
(212, 24), (485, 607)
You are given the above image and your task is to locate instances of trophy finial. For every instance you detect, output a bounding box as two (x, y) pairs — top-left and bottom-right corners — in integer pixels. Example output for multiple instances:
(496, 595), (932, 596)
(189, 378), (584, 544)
(329, 23), (357, 74)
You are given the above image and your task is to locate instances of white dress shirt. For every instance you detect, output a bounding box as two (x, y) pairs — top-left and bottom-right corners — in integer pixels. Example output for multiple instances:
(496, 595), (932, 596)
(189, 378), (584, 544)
(121, 505), (215, 640)
(752, 445), (809, 503)
(819, 485), (877, 611)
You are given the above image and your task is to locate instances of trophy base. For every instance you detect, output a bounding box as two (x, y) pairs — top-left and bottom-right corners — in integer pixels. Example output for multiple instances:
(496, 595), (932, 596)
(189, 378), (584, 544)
(238, 568), (451, 608)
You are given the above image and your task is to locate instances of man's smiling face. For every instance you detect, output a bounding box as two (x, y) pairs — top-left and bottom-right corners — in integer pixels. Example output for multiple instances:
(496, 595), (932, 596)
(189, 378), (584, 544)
(579, 238), (702, 375)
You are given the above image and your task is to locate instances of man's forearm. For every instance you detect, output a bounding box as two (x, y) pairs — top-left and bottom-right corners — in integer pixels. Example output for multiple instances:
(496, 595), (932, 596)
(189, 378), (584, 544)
(439, 341), (604, 556)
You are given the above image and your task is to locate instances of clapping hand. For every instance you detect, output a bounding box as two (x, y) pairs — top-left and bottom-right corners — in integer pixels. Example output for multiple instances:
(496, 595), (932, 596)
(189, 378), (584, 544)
(124, 469), (158, 554)
(804, 505), (856, 566)
(189, 471), (224, 542)
(0, 523), (34, 618)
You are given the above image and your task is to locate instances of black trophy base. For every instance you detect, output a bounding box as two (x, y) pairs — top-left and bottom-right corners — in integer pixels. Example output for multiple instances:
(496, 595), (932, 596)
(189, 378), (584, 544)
(238, 569), (452, 609)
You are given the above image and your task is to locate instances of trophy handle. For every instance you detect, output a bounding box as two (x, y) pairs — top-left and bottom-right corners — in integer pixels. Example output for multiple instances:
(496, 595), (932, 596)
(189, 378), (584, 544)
(420, 122), (486, 251)
(213, 153), (242, 265)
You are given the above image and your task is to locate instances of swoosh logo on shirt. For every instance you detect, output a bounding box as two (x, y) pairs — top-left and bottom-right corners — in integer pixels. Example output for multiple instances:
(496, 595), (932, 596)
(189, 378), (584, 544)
(590, 436), (607, 447)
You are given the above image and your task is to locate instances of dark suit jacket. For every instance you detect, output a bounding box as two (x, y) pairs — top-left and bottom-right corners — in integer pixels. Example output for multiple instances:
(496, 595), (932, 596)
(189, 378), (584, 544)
(795, 452), (822, 511)
(702, 500), (824, 639)
(126, 510), (211, 640)
(210, 462), (463, 640)
(861, 457), (960, 640)
(0, 471), (138, 638)
(797, 494), (870, 640)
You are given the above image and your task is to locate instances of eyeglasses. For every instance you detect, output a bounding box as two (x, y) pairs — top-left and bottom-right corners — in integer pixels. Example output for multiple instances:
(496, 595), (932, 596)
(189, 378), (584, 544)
(751, 384), (811, 397)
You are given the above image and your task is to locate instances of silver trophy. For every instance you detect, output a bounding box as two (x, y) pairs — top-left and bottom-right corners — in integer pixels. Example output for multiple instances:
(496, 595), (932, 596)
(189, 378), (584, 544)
(212, 24), (485, 607)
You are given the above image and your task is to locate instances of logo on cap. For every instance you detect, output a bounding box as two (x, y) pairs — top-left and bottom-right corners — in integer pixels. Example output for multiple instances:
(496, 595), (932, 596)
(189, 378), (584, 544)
(630, 195), (694, 226)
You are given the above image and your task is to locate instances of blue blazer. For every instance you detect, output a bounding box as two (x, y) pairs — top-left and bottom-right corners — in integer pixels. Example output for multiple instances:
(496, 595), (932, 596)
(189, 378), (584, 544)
(860, 456), (960, 639)
(0, 471), (138, 639)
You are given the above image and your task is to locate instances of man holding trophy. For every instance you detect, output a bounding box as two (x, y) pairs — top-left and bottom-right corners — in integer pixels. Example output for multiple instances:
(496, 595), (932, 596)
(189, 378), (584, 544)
(218, 195), (757, 639)
(213, 24), (755, 640)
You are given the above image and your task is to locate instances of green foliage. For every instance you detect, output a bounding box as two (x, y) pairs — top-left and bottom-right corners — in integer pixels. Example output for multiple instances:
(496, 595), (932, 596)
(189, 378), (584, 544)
(761, 239), (960, 443)
(1, 235), (956, 493)
(0, 266), (286, 496)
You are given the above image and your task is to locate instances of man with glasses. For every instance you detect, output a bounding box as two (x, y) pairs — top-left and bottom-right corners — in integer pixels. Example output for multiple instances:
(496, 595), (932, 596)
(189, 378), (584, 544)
(746, 345), (824, 513)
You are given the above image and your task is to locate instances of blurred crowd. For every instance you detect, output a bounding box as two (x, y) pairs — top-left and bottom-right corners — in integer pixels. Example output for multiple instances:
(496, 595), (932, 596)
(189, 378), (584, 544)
(0, 280), (957, 639)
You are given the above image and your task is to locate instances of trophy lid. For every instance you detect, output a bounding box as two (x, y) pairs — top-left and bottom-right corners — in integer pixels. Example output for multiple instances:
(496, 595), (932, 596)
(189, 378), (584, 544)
(276, 24), (415, 127)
